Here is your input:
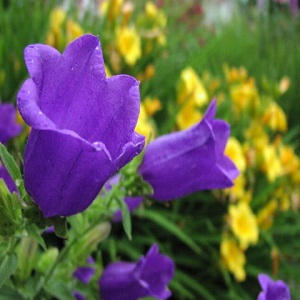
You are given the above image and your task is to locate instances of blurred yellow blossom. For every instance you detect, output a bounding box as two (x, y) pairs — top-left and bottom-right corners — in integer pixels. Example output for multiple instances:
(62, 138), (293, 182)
(115, 26), (141, 66)
(176, 67), (208, 130)
(229, 202), (259, 249)
(225, 137), (246, 173)
(145, 1), (167, 28)
(221, 239), (246, 282)
(177, 67), (208, 106)
(261, 145), (282, 182)
(279, 145), (299, 175)
(46, 7), (66, 48)
(230, 79), (260, 113)
(176, 100), (202, 130)
(257, 200), (278, 230)
(261, 102), (287, 132)
(135, 103), (156, 142)
(66, 20), (84, 44)
(144, 96), (161, 117)
(99, 0), (124, 21)
(224, 65), (248, 83)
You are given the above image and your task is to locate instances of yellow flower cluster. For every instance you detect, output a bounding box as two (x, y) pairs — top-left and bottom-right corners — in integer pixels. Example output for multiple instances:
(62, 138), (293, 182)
(175, 64), (299, 282)
(46, 7), (84, 51)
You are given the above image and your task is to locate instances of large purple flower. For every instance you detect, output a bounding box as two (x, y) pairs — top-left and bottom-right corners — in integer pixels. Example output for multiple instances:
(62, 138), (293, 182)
(17, 34), (144, 217)
(257, 274), (291, 300)
(99, 244), (175, 300)
(0, 102), (22, 144)
(139, 99), (239, 201)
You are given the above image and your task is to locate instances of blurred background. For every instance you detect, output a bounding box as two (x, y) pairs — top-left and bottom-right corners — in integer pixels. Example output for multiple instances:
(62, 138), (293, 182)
(1, 0), (300, 299)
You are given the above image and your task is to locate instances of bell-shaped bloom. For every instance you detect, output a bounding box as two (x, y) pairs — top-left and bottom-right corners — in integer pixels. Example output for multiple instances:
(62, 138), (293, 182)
(99, 244), (174, 300)
(17, 34), (144, 217)
(0, 163), (17, 193)
(0, 102), (22, 144)
(257, 274), (291, 300)
(139, 99), (239, 201)
(73, 257), (95, 284)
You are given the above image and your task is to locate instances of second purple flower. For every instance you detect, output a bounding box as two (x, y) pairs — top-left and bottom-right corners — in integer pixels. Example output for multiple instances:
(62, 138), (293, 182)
(139, 99), (239, 201)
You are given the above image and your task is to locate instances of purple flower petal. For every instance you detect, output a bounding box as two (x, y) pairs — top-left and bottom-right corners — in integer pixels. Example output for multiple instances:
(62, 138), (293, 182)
(17, 34), (145, 217)
(99, 244), (174, 300)
(0, 163), (17, 193)
(257, 274), (291, 300)
(139, 99), (239, 201)
(73, 256), (95, 284)
(72, 291), (86, 300)
(0, 102), (22, 144)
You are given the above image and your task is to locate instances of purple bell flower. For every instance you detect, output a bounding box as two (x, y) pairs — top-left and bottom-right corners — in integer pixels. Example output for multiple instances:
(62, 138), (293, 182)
(139, 99), (239, 201)
(72, 291), (86, 300)
(73, 257), (95, 284)
(0, 102), (22, 145)
(99, 244), (175, 300)
(17, 34), (144, 217)
(257, 274), (291, 300)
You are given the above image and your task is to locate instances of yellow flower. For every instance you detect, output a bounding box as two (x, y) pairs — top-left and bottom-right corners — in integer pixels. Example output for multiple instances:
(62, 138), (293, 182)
(176, 67), (208, 130)
(221, 239), (246, 282)
(144, 96), (161, 117)
(229, 202), (259, 249)
(176, 99), (202, 130)
(224, 174), (247, 202)
(66, 20), (84, 44)
(279, 145), (299, 176)
(225, 137), (246, 173)
(115, 27), (141, 66)
(261, 102), (287, 132)
(99, 0), (124, 21)
(145, 1), (167, 28)
(230, 79), (259, 113)
(257, 200), (278, 230)
(261, 145), (282, 182)
(135, 103), (156, 142)
(224, 65), (248, 83)
(46, 7), (66, 49)
(177, 67), (208, 107)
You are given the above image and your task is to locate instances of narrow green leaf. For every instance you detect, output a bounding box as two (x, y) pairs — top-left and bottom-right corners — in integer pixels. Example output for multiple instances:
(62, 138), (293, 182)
(50, 216), (68, 239)
(116, 195), (132, 240)
(0, 143), (25, 199)
(141, 210), (201, 254)
(27, 224), (47, 250)
(0, 253), (18, 288)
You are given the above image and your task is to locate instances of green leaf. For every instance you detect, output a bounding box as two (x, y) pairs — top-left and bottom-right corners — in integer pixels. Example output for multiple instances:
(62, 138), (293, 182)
(50, 216), (68, 239)
(45, 280), (75, 300)
(0, 143), (25, 199)
(141, 209), (201, 254)
(0, 253), (18, 288)
(26, 224), (47, 250)
(0, 284), (26, 300)
(116, 194), (132, 240)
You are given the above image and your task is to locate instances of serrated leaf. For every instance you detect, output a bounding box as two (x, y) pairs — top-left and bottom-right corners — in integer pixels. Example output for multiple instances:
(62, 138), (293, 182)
(141, 209), (201, 254)
(0, 253), (18, 288)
